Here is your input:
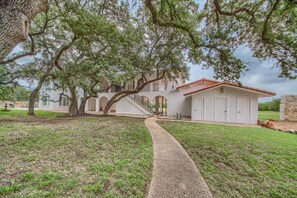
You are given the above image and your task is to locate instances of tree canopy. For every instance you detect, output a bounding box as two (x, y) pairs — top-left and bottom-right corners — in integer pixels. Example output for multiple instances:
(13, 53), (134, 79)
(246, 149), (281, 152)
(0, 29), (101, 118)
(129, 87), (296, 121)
(0, 0), (296, 116)
(144, 0), (297, 79)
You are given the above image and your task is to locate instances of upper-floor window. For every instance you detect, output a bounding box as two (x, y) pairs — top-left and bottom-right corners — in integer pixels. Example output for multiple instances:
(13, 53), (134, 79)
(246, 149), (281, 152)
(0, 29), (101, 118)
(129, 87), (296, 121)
(110, 86), (117, 93)
(141, 84), (150, 92)
(172, 83), (176, 90)
(153, 83), (159, 91)
(161, 79), (168, 91)
(110, 85), (122, 93)
(127, 84), (133, 91)
(59, 96), (69, 107)
(42, 95), (50, 106)
(164, 83), (167, 91)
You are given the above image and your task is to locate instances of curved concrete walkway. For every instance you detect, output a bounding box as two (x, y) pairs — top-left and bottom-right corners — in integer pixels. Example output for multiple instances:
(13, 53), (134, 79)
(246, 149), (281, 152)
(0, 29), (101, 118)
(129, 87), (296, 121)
(145, 117), (213, 198)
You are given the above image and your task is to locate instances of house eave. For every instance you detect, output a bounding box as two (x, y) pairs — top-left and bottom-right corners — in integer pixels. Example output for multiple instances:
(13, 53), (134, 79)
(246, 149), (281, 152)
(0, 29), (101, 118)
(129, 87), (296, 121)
(184, 84), (276, 98)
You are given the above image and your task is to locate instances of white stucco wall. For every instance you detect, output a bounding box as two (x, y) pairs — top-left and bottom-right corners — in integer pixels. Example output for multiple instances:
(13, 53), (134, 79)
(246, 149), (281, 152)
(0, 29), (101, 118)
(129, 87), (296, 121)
(133, 90), (191, 117)
(116, 97), (151, 115)
(191, 86), (259, 124)
(39, 85), (84, 112)
(94, 90), (191, 117)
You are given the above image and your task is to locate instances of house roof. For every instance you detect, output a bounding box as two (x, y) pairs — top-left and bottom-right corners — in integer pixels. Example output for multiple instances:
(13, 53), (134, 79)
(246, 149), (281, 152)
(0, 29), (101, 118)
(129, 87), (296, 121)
(177, 78), (220, 89)
(182, 79), (276, 97)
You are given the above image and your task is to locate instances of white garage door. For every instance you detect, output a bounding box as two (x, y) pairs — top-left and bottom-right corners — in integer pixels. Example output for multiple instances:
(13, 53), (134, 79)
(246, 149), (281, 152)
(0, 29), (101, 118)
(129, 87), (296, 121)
(237, 97), (250, 124)
(215, 98), (227, 122)
(193, 97), (204, 120)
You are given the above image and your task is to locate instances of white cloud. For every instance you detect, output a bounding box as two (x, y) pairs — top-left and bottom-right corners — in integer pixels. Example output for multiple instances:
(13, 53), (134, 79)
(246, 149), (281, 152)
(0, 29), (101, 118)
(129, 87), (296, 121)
(188, 46), (297, 102)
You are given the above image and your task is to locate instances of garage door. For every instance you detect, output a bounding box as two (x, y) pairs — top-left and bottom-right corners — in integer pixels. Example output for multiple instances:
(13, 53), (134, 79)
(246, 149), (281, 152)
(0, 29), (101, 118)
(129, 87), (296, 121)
(237, 97), (250, 124)
(193, 97), (204, 120)
(215, 98), (227, 122)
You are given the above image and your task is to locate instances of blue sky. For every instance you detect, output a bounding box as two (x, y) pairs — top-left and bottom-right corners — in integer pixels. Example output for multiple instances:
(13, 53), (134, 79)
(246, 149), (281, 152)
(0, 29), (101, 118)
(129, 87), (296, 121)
(188, 46), (297, 102)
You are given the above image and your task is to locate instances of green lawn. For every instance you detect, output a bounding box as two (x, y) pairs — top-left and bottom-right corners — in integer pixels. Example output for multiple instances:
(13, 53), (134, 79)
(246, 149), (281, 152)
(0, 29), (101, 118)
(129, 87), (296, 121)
(258, 111), (280, 120)
(0, 116), (153, 197)
(0, 109), (65, 118)
(158, 121), (297, 198)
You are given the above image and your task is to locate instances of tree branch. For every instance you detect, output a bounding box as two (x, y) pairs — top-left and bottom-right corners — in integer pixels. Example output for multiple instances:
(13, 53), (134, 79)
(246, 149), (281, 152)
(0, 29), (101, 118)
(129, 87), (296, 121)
(54, 35), (77, 70)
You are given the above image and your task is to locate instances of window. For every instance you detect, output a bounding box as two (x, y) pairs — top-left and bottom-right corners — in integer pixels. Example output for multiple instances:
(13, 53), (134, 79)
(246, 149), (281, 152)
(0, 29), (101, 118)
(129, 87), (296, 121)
(42, 95), (50, 106)
(172, 83), (176, 90)
(59, 96), (69, 107)
(153, 83), (159, 91)
(164, 83), (167, 91)
(162, 79), (168, 91)
(127, 84), (133, 91)
(141, 84), (150, 92)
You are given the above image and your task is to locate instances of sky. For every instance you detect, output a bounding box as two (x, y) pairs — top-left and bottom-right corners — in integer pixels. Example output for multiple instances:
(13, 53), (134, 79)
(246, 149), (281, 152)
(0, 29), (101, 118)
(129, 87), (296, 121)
(188, 46), (297, 102)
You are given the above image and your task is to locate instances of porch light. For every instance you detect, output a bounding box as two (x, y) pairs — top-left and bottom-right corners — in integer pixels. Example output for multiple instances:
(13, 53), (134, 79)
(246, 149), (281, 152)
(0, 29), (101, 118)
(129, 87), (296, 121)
(220, 87), (224, 93)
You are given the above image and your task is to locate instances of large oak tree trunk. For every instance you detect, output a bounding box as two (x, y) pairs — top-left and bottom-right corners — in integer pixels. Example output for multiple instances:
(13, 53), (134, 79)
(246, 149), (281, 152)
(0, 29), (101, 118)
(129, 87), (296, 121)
(27, 65), (53, 115)
(78, 93), (88, 115)
(27, 75), (49, 115)
(103, 99), (116, 116)
(78, 98), (87, 115)
(68, 86), (78, 116)
(0, 0), (48, 61)
(28, 89), (39, 116)
(69, 97), (78, 116)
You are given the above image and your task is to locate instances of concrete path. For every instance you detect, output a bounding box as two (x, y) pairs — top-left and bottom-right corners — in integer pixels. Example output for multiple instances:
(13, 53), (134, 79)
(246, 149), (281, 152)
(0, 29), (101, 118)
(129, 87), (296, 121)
(145, 117), (213, 198)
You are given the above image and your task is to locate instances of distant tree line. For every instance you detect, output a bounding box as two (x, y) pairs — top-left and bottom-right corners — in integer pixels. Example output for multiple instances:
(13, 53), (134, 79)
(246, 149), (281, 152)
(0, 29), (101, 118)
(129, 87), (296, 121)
(258, 99), (280, 111)
(0, 85), (33, 102)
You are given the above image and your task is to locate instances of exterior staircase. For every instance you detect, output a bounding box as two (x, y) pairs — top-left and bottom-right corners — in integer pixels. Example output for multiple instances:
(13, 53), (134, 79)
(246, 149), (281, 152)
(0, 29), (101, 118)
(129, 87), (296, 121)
(128, 94), (154, 114)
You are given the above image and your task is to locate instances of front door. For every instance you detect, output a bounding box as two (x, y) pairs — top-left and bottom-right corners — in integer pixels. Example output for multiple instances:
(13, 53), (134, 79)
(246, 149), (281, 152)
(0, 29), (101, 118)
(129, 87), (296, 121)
(237, 97), (250, 124)
(193, 97), (204, 120)
(215, 98), (227, 122)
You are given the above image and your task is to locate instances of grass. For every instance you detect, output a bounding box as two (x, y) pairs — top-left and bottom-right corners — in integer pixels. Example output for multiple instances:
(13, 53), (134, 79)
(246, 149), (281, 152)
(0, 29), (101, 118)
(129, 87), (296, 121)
(0, 116), (153, 197)
(158, 121), (297, 198)
(0, 109), (65, 118)
(258, 111), (280, 120)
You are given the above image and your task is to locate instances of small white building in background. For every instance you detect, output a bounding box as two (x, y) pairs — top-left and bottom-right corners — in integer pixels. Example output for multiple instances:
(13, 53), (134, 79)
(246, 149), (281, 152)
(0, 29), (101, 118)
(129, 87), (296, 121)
(39, 78), (275, 125)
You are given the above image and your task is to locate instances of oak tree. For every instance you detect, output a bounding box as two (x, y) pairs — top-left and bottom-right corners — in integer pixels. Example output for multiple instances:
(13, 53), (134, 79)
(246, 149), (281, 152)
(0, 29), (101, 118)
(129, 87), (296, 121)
(0, 0), (49, 61)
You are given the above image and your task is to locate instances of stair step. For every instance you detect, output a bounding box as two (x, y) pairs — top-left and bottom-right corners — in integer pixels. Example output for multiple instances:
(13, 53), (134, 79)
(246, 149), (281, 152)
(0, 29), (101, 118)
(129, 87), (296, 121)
(128, 94), (154, 113)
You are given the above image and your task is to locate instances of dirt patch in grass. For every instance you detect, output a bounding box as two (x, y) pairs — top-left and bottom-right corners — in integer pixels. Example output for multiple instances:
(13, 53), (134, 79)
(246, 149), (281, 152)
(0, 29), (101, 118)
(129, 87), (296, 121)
(0, 117), (75, 124)
(0, 116), (153, 197)
(272, 121), (297, 132)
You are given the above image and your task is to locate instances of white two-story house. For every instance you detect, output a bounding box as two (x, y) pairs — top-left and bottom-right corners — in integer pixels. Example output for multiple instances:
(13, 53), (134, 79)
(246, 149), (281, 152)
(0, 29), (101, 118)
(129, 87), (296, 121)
(39, 76), (275, 124)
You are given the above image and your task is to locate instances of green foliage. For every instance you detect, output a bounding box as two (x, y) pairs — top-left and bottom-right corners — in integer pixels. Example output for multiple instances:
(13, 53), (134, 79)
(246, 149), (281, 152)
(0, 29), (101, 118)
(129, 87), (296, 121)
(2, 0), (295, 114)
(0, 85), (14, 102)
(14, 86), (31, 101)
(205, 0), (297, 79)
(0, 84), (32, 102)
(35, 0), (190, 110)
(84, 183), (104, 193)
(0, 184), (21, 195)
(259, 99), (281, 111)
(144, 0), (297, 80)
